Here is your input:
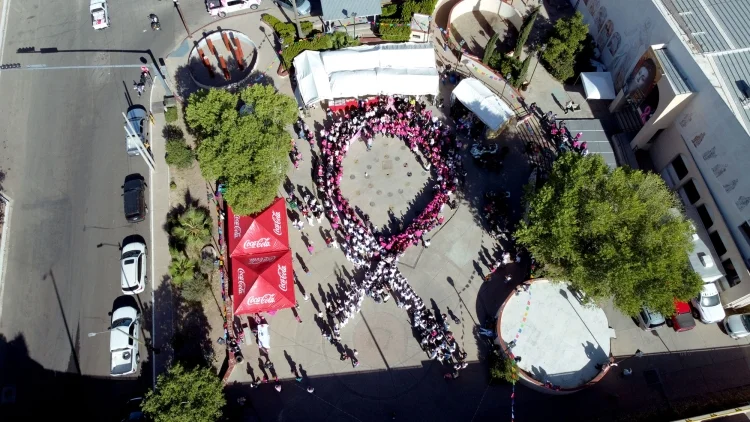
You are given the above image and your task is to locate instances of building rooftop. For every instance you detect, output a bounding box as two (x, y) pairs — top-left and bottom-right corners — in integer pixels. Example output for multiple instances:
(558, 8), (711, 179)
(319, 0), (382, 22)
(671, 0), (750, 53)
(498, 280), (615, 389)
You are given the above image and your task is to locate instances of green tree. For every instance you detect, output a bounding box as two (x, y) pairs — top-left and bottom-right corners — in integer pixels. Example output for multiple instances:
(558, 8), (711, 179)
(142, 363), (225, 422)
(489, 353), (519, 384)
(514, 7), (539, 58)
(170, 207), (212, 250)
(168, 249), (197, 287)
(483, 32), (499, 65)
(541, 12), (589, 81)
(187, 85), (296, 215)
(515, 153), (703, 316)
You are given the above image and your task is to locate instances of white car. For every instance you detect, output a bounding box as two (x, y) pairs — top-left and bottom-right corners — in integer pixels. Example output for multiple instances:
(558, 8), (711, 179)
(90, 0), (110, 30)
(110, 304), (141, 376)
(724, 314), (750, 339)
(206, 0), (261, 17)
(120, 242), (147, 294)
(691, 283), (726, 324)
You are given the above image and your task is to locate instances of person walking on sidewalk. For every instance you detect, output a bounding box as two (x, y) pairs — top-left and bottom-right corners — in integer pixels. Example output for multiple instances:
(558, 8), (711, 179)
(307, 242), (314, 255)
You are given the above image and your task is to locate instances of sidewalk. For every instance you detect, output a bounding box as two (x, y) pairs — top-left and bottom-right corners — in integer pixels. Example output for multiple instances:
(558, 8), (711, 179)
(147, 72), (175, 383)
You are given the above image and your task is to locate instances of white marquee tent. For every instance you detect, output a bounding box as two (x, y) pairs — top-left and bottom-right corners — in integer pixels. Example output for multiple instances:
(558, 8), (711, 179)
(451, 78), (514, 131)
(580, 72), (616, 100)
(293, 43), (439, 106)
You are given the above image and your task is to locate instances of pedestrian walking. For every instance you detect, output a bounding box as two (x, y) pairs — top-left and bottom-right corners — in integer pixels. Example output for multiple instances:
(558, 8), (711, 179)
(505, 274), (512, 284)
(295, 314), (302, 324)
(307, 242), (314, 255)
(423, 238), (431, 248)
(325, 236), (332, 248)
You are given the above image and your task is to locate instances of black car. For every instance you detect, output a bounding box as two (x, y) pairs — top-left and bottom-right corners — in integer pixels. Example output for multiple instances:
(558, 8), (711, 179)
(122, 175), (146, 223)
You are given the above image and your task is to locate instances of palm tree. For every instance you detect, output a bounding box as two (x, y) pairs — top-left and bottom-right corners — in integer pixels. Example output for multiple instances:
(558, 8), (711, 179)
(169, 248), (197, 287)
(171, 207), (212, 251)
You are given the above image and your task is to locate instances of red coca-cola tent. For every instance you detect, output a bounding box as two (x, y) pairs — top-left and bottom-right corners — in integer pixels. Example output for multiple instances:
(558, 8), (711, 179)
(226, 197), (294, 315)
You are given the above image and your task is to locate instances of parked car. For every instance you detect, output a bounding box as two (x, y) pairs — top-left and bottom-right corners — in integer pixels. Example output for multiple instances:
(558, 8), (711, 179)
(109, 303), (141, 376)
(90, 0), (110, 30)
(120, 242), (147, 294)
(636, 307), (666, 331)
(724, 313), (750, 339)
(691, 282), (726, 324)
(206, 0), (261, 17)
(122, 175), (147, 223)
(275, 0), (311, 16)
(125, 106), (147, 156)
(670, 300), (696, 332)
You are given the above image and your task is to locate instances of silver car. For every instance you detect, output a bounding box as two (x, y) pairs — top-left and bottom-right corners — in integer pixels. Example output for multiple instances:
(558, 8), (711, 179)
(275, 0), (311, 16)
(125, 106), (147, 156)
(724, 313), (750, 339)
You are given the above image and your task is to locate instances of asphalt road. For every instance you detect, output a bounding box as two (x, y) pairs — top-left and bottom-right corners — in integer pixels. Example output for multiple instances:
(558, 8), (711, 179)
(0, 0), (212, 416)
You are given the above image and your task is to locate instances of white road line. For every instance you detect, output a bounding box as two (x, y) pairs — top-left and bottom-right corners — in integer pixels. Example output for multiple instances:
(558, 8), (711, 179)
(22, 64), (148, 70)
(148, 80), (157, 390)
(0, 0), (12, 70)
(0, 193), (14, 323)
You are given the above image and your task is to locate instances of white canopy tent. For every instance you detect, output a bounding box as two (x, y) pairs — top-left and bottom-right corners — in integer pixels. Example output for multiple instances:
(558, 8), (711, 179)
(293, 43), (439, 106)
(580, 72), (616, 100)
(293, 51), (333, 105)
(451, 78), (514, 131)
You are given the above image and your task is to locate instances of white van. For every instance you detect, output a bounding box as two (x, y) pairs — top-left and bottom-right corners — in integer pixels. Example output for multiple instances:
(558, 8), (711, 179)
(90, 0), (110, 30)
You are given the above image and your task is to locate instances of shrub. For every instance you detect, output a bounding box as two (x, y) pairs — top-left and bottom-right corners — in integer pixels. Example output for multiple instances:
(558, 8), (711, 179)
(301, 21), (313, 36)
(483, 33), (499, 65)
(162, 124), (184, 141)
(514, 7), (539, 58)
(281, 34), (334, 67)
(164, 106), (178, 123)
(400, 0), (437, 23)
(382, 3), (398, 17)
(262, 14), (296, 45)
(165, 138), (194, 169)
(378, 24), (411, 41)
(181, 272), (210, 303)
(489, 353), (519, 384)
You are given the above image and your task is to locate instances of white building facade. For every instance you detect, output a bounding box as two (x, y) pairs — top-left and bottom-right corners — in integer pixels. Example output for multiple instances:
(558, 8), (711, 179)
(571, 0), (750, 307)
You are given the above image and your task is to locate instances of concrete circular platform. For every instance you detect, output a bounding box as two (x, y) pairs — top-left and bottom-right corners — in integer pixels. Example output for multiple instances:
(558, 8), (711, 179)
(188, 29), (258, 90)
(339, 135), (431, 230)
(498, 279), (614, 391)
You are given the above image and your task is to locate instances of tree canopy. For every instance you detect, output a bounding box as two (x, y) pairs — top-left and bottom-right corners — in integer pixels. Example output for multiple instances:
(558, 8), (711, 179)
(185, 85), (297, 215)
(515, 153), (703, 316)
(541, 12), (589, 81)
(141, 363), (225, 422)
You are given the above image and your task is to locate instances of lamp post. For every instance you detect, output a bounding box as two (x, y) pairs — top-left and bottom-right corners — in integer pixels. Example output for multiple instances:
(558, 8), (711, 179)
(529, 44), (546, 85)
(173, 0), (191, 39)
(501, 72), (512, 100)
(351, 12), (358, 38)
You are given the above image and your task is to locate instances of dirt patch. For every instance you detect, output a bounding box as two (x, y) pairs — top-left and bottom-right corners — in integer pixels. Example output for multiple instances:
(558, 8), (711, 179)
(166, 105), (228, 372)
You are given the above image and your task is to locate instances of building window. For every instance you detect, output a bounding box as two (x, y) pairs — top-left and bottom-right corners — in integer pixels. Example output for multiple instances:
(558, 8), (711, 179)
(722, 259), (741, 287)
(741, 222), (750, 243)
(709, 231), (727, 256)
(671, 155), (689, 180)
(696, 204), (713, 229)
(682, 179), (701, 204)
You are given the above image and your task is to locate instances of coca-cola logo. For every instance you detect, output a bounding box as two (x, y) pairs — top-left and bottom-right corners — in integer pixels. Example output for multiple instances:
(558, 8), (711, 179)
(233, 215), (241, 239)
(237, 268), (246, 294)
(247, 256), (276, 265)
(244, 238), (271, 249)
(246, 293), (276, 306)
(271, 211), (282, 236)
(278, 264), (288, 291)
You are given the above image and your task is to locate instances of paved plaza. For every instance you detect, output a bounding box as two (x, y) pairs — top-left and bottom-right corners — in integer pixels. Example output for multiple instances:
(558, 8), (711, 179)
(339, 135), (431, 230)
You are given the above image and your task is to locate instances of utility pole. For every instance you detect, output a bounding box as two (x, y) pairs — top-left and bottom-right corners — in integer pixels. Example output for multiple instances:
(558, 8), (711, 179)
(290, 0), (302, 39)
(173, 0), (192, 39)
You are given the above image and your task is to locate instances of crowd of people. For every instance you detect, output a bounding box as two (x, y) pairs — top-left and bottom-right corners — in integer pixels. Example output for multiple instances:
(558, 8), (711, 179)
(297, 95), (471, 377)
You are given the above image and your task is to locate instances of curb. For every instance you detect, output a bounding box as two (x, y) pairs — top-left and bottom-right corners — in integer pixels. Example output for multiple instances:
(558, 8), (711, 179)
(0, 192), (13, 322)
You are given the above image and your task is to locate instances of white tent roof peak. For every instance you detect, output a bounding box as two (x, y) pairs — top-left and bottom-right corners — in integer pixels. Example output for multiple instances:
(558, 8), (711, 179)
(451, 78), (514, 131)
(580, 72), (616, 100)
